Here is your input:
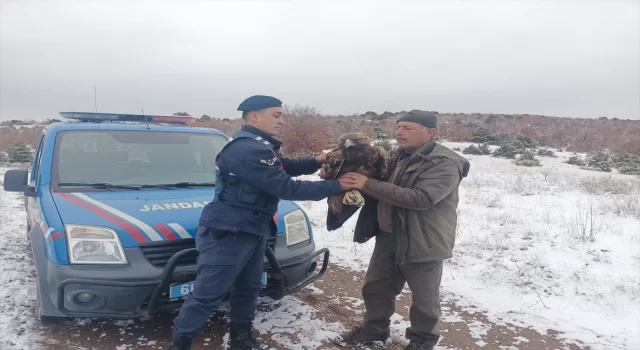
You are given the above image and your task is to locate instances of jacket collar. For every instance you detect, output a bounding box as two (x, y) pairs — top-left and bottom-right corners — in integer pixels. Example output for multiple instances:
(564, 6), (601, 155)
(241, 124), (283, 148)
(394, 140), (436, 160)
(417, 140), (436, 156)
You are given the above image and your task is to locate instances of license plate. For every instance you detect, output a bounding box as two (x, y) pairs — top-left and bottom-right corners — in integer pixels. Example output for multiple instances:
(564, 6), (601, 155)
(169, 272), (268, 299)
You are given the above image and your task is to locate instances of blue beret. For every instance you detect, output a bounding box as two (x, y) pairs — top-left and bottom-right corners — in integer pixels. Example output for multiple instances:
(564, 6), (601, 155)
(237, 95), (282, 111)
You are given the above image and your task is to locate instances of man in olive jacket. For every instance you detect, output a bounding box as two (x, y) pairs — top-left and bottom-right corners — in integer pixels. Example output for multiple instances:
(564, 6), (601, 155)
(335, 110), (470, 350)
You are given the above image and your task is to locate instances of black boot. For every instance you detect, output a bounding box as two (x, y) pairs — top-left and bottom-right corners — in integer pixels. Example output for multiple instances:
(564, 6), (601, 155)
(227, 322), (270, 350)
(166, 336), (192, 350)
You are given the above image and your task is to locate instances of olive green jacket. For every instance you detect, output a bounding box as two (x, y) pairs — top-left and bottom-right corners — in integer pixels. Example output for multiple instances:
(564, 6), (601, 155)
(353, 141), (470, 264)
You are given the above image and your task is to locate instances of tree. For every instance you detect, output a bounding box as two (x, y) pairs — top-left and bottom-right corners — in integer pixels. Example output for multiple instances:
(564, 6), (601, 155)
(8, 142), (33, 163)
(364, 111), (379, 118)
(173, 112), (191, 116)
(611, 153), (640, 175)
(330, 118), (375, 144)
(478, 143), (492, 155)
(193, 118), (243, 136)
(472, 127), (497, 144)
(492, 143), (518, 159)
(585, 151), (612, 172)
(375, 139), (393, 153)
(200, 115), (212, 121)
(566, 153), (585, 166)
(280, 116), (332, 156)
(284, 104), (321, 118)
(515, 134), (538, 150)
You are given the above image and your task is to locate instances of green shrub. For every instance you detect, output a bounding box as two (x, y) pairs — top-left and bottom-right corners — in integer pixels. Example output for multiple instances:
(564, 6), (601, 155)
(567, 153), (585, 166)
(478, 143), (492, 155)
(375, 139), (393, 153)
(537, 148), (556, 157)
(463, 145), (483, 155)
(514, 151), (542, 167)
(492, 143), (519, 159)
(611, 153), (640, 176)
(8, 142), (33, 163)
(585, 151), (612, 172)
(515, 135), (538, 150)
(472, 128), (497, 144)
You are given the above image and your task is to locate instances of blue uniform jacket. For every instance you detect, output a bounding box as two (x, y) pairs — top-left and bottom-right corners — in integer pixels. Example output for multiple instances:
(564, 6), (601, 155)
(199, 125), (344, 236)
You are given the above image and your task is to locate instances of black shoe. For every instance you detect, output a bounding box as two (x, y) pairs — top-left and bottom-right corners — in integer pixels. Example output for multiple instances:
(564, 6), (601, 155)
(227, 322), (270, 350)
(333, 326), (390, 347)
(405, 343), (434, 350)
(166, 336), (192, 350)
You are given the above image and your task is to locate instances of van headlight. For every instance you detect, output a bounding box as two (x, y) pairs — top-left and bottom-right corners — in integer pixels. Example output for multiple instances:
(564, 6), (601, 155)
(284, 210), (311, 246)
(65, 225), (128, 264)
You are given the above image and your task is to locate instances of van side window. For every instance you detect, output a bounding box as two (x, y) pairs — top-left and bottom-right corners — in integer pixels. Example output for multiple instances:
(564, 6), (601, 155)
(31, 135), (45, 185)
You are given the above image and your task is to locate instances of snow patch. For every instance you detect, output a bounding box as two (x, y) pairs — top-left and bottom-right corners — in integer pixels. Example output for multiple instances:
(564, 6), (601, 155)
(0, 169), (42, 349)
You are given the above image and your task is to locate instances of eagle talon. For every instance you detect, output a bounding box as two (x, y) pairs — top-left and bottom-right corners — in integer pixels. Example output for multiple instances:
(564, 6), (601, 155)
(343, 189), (365, 207)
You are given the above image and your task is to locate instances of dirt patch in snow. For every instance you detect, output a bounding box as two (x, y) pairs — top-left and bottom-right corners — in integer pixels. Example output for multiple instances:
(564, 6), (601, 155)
(297, 265), (592, 350)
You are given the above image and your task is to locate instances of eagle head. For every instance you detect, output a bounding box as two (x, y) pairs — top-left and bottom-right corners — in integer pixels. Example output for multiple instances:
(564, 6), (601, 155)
(339, 132), (371, 150)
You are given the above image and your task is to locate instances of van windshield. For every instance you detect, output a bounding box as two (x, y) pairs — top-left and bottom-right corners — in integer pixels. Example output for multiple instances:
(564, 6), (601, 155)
(52, 130), (227, 191)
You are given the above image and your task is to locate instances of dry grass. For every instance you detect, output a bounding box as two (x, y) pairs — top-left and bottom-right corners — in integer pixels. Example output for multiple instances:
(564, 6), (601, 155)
(565, 199), (618, 243)
(606, 195), (640, 218)
(578, 175), (636, 195)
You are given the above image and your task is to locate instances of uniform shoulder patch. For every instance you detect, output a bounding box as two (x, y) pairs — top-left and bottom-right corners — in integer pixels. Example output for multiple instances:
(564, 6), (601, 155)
(259, 156), (279, 165)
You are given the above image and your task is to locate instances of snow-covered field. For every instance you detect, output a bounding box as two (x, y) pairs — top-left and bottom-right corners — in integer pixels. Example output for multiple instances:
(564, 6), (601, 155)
(1, 141), (639, 350)
(0, 169), (40, 348)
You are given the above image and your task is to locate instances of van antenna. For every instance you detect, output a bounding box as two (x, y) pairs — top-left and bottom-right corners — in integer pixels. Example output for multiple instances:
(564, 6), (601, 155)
(141, 109), (151, 130)
(94, 85), (98, 112)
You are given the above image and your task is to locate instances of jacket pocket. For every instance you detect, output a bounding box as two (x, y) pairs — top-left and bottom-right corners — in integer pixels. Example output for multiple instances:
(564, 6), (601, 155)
(238, 183), (259, 203)
(196, 228), (232, 255)
(419, 219), (433, 250)
(209, 228), (231, 240)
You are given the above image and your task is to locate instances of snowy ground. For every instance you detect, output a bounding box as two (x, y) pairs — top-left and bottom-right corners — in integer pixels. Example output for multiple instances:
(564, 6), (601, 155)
(0, 169), (41, 348)
(1, 141), (639, 350)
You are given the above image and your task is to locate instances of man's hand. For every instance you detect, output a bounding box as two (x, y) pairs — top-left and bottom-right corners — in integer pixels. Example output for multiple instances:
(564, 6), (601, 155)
(319, 164), (327, 179)
(339, 172), (368, 190)
(315, 153), (327, 164)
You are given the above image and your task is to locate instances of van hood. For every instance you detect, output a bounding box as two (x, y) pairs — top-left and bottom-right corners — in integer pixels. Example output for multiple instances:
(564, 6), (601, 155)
(51, 189), (299, 248)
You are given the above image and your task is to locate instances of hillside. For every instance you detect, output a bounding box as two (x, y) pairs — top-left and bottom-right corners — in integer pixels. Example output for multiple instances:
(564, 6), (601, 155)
(1, 109), (639, 176)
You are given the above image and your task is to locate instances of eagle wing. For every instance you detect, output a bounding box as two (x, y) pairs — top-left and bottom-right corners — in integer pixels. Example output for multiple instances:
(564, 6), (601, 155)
(372, 146), (388, 180)
(324, 148), (344, 180)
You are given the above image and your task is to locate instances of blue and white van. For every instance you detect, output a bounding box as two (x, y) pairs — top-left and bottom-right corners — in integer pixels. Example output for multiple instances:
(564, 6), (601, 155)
(2, 112), (329, 321)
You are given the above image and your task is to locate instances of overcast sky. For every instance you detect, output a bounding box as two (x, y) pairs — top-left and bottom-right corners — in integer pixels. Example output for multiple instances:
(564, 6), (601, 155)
(1, 0), (638, 121)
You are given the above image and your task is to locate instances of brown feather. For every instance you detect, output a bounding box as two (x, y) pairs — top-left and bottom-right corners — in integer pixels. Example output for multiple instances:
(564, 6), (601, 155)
(324, 132), (389, 230)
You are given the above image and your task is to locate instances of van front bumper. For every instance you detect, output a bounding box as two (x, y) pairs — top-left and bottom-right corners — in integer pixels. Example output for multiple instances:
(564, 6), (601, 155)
(43, 244), (329, 320)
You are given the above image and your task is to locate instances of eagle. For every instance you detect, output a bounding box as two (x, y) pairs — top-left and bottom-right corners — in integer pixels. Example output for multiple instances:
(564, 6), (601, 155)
(323, 132), (388, 231)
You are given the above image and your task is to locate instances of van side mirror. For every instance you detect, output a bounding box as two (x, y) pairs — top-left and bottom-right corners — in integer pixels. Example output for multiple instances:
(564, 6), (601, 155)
(3, 169), (37, 197)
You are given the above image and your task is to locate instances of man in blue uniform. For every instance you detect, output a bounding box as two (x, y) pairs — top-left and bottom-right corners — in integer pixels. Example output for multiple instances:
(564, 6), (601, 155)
(168, 95), (346, 350)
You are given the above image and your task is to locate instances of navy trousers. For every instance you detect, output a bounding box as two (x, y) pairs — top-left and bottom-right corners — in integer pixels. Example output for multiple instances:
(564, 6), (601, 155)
(172, 226), (267, 339)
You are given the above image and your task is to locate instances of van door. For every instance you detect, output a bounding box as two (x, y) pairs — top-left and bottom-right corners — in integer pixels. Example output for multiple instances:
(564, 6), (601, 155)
(27, 134), (45, 232)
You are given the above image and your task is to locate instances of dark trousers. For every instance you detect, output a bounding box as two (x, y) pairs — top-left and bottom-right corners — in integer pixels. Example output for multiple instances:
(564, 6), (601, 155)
(172, 227), (267, 339)
(362, 232), (444, 346)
